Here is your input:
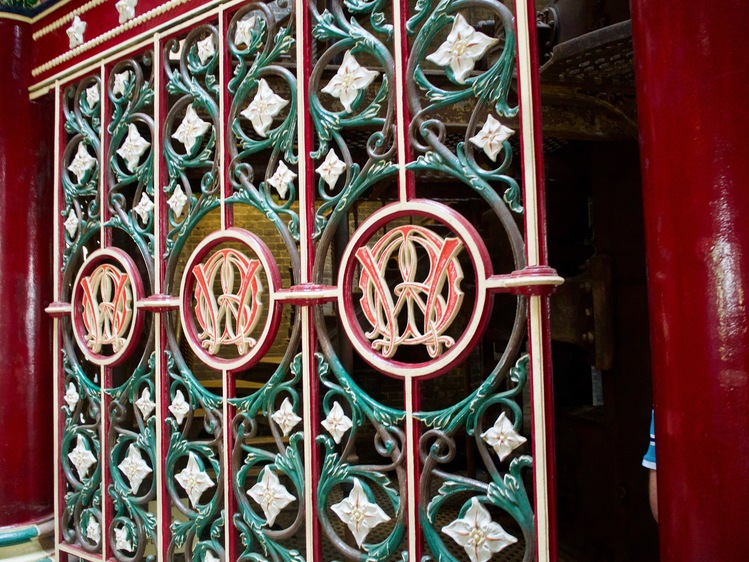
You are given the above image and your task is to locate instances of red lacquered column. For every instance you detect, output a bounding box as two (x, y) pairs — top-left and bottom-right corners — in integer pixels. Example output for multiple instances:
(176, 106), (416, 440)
(631, 2), (749, 559)
(0, 19), (54, 526)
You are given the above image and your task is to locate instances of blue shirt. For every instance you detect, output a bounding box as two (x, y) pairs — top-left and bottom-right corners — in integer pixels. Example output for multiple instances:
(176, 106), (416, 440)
(642, 410), (656, 470)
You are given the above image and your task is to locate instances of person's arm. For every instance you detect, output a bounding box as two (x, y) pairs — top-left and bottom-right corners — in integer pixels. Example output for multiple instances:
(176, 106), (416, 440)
(648, 469), (658, 522)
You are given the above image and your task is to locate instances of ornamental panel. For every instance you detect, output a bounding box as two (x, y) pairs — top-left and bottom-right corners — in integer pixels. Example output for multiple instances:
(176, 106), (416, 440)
(50, 1), (557, 561)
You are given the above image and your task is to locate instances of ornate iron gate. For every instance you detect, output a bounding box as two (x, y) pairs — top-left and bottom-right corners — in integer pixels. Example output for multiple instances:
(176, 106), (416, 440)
(47, 0), (561, 559)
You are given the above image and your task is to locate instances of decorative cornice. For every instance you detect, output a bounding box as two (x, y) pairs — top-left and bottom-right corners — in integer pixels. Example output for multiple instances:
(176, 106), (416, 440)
(32, 0), (192, 77)
(32, 0), (106, 40)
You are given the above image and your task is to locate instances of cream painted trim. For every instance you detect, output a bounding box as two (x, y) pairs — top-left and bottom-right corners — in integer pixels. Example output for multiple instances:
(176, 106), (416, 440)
(273, 287), (338, 302)
(515, 0), (540, 268)
(404, 377), (417, 562)
(0, 12), (33, 23)
(218, 8), (226, 231)
(393, 0), (408, 204)
(52, 82), (60, 562)
(529, 296), (550, 560)
(485, 274), (564, 290)
(32, 0), (107, 40)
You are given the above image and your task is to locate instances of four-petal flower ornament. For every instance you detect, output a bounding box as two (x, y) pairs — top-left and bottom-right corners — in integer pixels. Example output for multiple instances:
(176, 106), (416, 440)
(240, 79), (288, 138)
(267, 161), (296, 199)
(117, 123), (151, 172)
(85, 85), (100, 108)
(115, 0), (137, 24)
(169, 389), (191, 425)
(172, 105), (211, 153)
(442, 497), (518, 562)
(114, 526), (133, 552)
(64, 210), (79, 238)
(64, 382), (79, 410)
(247, 466), (296, 526)
(68, 142), (97, 183)
(480, 411), (527, 462)
(196, 35), (216, 65)
(133, 193), (155, 224)
(135, 386), (156, 420)
(175, 452), (215, 508)
(234, 16), (258, 48)
(167, 184), (189, 218)
(426, 13), (499, 84)
(469, 115), (515, 162)
(321, 51), (379, 113)
(118, 444), (153, 494)
(68, 435), (97, 480)
(112, 71), (131, 97)
(203, 551), (220, 562)
(85, 515), (101, 544)
(316, 149), (347, 190)
(321, 401), (353, 444)
(67, 16), (86, 49)
(331, 478), (391, 547)
(271, 397), (301, 436)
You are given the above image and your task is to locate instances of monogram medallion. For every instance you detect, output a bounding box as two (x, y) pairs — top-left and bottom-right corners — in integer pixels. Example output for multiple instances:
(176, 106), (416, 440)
(180, 229), (282, 372)
(70, 248), (145, 366)
(338, 200), (494, 378)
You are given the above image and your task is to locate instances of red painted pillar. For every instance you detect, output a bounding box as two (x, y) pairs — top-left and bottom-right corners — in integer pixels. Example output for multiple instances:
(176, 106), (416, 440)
(631, 2), (749, 559)
(0, 20), (54, 526)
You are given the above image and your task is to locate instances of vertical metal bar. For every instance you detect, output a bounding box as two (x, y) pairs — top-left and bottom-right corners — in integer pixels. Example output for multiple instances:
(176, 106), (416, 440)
(152, 31), (171, 562)
(514, 1), (558, 560)
(404, 377), (420, 561)
(98, 63), (111, 562)
(219, 8), (229, 231)
(392, 0), (414, 203)
(53, 79), (63, 562)
(297, 0), (321, 557)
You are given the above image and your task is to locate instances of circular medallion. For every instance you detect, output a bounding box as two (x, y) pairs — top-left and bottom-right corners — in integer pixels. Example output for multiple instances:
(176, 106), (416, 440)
(180, 228), (282, 372)
(338, 200), (494, 379)
(71, 248), (145, 367)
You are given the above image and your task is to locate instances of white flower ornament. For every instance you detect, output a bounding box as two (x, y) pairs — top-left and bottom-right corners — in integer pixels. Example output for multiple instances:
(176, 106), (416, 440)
(426, 13), (499, 84)
(172, 105), (211, 153)
(67, 16), (86, 49)
(133, 193), (154, 224)
(85, 515), (101, 544)
(331, 478), (391, 547)
(118, 444), (153, 494)
(442, 497), (517, 562)
(321, 401), (353, 444)
(247, 467), (296, 526)
(267, 161), (296, 199)
(68, 435), (97, 480)
(64, 382), (80, 410)
(316, 149), (347, 190)
(469, 114), (514, 162)
(175, 452), (215, 508)
(271, 397), (301, 436)
(167, 184), (188, 218)
(85, 85), (99, 108)
(234, 16), (258, 48)
(135, 386), (156, 420)
(115, 0), (137, 23)
(112, 71), (131, 97)
(321, 51), (379, 113)
(480, 411), (527, 462)
(114, 526), (133, 552)
(68, 142), (96, 183)
(196, 36), (216, 65)
(64, 210), (80, 238)
(240, 79), (288, 138)
(169, 389), (190, 425)
(117, 123), (151, 172)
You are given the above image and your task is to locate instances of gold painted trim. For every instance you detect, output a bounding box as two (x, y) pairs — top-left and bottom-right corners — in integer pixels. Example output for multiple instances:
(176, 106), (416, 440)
(32, 0), (107, 40)
(0, 12), (33, 23)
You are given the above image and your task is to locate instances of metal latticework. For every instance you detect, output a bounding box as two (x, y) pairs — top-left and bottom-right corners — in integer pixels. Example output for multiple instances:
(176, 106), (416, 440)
(48, 1), (559, 560)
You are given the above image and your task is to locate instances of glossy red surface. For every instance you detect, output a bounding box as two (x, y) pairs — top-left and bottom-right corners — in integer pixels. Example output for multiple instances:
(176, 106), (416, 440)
(0, 20), (54, 526)
(631, 2), (749, 559)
